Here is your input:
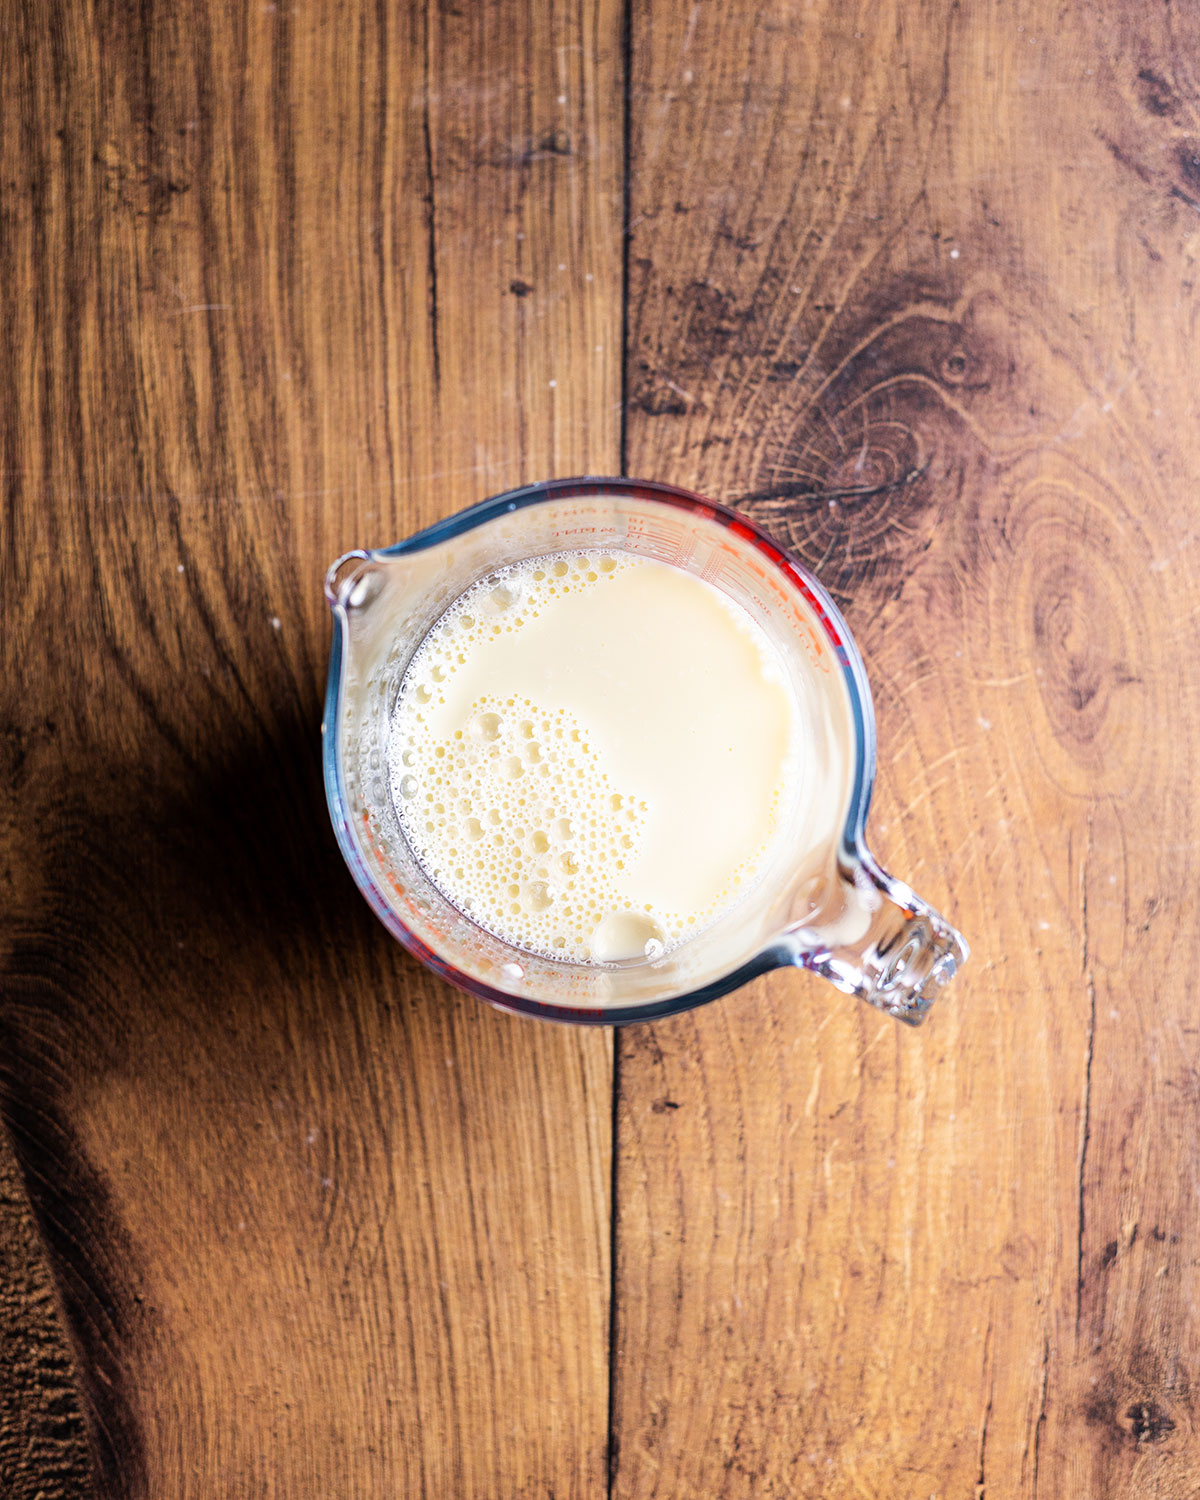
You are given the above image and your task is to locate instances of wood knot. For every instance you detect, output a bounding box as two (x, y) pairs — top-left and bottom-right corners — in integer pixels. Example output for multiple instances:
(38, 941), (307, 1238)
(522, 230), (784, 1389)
(940, 348), (969, 385)
(628, 378), (691, 417)
(992, 471), (1163, 799)
(1125, 1400), (1176, 1445)
(495, 130), (574, 168)
(744, 376), (941, 608)
(1031, 555), (1129, 742)
(1137, 68), (1179, 121)
(742, 285), (1023, 606)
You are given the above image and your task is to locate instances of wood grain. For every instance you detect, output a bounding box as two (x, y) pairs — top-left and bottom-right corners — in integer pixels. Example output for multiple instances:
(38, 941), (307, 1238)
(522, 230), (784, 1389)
(615, 1), (1200, 1497)
(6, 0), (1200, 1496)
(1, 0), (622, 1495)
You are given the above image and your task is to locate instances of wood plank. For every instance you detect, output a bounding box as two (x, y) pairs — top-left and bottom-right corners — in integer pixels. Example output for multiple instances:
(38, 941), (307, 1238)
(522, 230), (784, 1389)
(615, 1), (1200, 1496)
(1, 0), (623, 1494)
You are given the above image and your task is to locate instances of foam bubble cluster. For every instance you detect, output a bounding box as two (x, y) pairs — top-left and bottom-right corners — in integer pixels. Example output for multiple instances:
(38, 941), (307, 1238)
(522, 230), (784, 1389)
(389, 551), (662, 961)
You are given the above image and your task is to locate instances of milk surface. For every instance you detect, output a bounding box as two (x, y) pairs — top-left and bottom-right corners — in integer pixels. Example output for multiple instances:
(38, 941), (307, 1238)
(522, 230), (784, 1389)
(388, 550), (801, 962)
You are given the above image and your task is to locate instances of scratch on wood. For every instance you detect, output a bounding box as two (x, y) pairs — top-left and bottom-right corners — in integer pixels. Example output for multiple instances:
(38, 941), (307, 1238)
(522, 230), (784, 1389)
(1031, 1334), (1050, 1499)
(1076, 807), (1096, 1340)
(737, 462), (930, 509)
(975, 1315), (994, 1500)
(422, 6), (441, 387)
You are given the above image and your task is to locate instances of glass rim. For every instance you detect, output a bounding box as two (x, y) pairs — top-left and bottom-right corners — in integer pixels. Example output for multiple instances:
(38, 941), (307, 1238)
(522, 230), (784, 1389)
(322, 475), (877, 1025)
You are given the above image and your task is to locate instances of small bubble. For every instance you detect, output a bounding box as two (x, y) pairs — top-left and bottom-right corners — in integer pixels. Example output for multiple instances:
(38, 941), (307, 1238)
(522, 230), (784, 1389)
(523, 881), (553, 912)
(489, 583), (519, 612)
(469, 711), (502, 742)
(398, 775), (418, 799)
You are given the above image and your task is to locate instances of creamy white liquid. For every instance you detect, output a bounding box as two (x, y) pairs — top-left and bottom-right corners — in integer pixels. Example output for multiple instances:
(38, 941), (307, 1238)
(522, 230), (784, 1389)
(387, 550), (802, 963)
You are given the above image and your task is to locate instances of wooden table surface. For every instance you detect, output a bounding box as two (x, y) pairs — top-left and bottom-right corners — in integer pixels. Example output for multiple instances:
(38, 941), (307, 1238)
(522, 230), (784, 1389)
(4, 1), (1200, 1495)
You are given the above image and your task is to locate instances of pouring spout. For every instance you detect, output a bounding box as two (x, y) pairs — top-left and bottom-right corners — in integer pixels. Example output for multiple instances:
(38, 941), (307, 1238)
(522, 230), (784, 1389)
(325, 551), (376, 609)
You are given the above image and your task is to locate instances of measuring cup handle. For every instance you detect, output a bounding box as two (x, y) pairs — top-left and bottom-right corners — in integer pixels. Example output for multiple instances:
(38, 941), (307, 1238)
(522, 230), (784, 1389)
(785, 854), (969, 1025)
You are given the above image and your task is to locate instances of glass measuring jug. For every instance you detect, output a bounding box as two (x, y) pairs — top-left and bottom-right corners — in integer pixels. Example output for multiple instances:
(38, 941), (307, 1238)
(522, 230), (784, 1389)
(322, 478), (968, 1025)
